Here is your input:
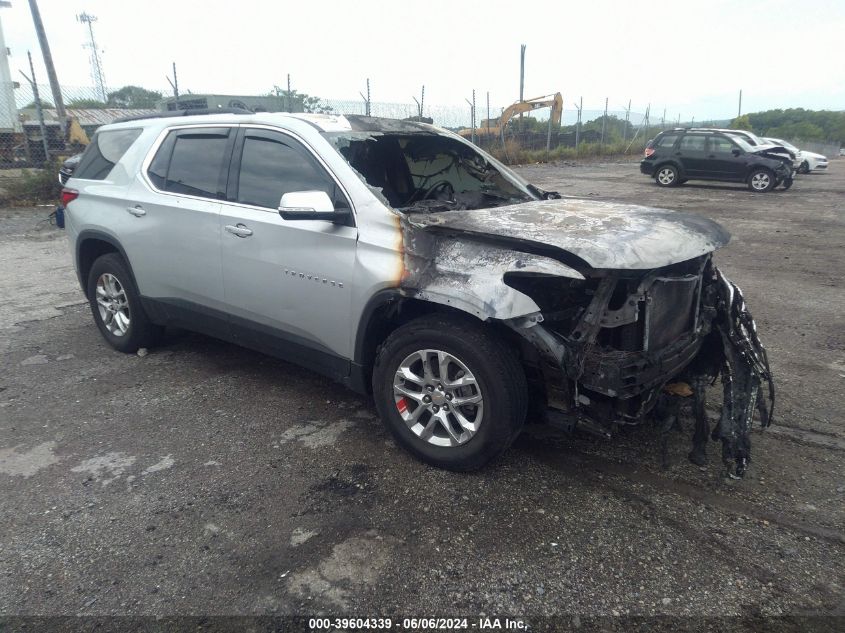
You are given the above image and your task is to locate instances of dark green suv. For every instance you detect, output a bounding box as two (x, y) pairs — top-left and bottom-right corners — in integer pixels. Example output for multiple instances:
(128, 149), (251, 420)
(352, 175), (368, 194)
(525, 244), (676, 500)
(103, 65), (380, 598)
(640, 129), (793, 192)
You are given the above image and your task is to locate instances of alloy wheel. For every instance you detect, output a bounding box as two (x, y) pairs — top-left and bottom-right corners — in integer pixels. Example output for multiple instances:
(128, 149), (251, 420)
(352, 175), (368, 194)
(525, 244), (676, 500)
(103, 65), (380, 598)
(95, 273), (131, 336)
(657, 168), (676, 185)
(392, 349), (484, 447)
(750, 172), (771, 191)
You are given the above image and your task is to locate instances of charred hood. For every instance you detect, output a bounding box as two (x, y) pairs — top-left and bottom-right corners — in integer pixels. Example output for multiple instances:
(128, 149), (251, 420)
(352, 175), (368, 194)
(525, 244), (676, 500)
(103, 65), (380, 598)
(407, 198), (731, 271)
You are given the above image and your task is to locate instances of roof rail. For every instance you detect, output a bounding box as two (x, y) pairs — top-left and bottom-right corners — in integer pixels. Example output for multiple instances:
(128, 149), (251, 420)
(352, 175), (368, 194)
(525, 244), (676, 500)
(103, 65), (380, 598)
(113, 107), (253, 124)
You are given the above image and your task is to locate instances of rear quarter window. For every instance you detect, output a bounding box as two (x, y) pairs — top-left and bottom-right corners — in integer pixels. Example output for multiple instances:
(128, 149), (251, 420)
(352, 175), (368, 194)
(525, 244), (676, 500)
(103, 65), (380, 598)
(73, 128), (143, 180)
(655, 134), (679, 148)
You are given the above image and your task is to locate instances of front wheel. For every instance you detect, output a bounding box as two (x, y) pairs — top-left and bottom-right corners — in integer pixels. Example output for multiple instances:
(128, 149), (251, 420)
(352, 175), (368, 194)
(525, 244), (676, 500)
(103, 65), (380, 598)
(797, 161), (810, 174)
(87, 253), (161, 353)
(655, 165), (680, 187)
(747, 168), (775, 192)
(372, 315), (527, 471)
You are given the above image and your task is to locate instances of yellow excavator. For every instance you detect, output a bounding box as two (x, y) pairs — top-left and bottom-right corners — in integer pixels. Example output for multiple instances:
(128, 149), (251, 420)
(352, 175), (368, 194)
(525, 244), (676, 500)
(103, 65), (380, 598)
(458, 93), (563, 142)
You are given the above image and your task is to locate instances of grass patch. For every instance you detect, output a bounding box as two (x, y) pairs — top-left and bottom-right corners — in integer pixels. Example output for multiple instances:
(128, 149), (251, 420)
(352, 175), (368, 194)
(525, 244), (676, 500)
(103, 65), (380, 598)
(488, 141), (646, 165)
(1, 160), (62, 206)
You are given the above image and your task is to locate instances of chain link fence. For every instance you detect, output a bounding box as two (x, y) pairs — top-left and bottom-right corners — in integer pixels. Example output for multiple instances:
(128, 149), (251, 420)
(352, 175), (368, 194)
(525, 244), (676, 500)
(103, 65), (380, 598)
(5, 80), (839, 171)
(0, 81), (663, 169)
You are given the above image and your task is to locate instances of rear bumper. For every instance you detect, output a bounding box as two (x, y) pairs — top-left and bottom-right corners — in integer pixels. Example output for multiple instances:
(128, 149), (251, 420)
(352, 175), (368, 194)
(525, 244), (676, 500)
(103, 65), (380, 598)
(640, 160), (655, 176)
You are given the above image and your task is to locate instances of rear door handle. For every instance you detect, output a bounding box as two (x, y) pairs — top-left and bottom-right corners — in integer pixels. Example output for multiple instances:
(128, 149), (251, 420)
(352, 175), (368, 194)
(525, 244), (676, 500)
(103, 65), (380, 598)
(126, 205), (146, 217)
(224, 223), (253, 238)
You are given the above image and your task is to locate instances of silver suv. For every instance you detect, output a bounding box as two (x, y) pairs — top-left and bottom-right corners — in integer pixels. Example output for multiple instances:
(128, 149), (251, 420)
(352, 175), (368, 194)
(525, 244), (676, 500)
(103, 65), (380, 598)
(62, 111), (773, 476)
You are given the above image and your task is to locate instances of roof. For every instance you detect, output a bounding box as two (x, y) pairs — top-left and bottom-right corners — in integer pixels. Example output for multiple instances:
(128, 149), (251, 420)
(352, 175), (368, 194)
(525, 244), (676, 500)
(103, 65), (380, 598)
(102, 111), (438, 135)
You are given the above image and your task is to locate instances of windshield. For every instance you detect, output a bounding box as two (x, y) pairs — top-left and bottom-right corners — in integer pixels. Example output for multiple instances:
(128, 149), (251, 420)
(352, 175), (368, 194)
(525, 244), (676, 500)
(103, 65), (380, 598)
(741, 131), (768, 146)
(766, 138), (798, 152)
(725, 134), (755, 152)
(322, 131), (536, 212)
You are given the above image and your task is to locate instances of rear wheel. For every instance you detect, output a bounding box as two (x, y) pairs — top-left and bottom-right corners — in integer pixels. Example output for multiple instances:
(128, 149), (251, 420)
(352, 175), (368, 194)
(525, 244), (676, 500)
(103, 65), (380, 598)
(747, 168), (775, 192)
(655, 165), (680, 187)
(372, 314), (527, 471)
(87, 253), (161, 353)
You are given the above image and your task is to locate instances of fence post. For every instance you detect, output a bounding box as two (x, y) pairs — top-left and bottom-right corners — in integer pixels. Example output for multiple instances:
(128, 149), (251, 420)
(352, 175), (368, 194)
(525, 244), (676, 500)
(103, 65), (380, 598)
(486, 91), (490, 138)
(573, 97), (582, 151)
(600, 97), (608, 148)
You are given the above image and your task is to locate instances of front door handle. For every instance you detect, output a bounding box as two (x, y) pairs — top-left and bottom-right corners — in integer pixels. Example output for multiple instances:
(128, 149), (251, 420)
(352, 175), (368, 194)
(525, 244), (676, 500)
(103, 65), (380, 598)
(224, 223), (253, 238)
(126, 205), (146, 217)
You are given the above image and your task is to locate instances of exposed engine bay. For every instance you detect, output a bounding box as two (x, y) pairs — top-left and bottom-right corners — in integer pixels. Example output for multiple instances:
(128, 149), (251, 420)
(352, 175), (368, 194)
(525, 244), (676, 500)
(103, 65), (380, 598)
(506, 256), (774, 478)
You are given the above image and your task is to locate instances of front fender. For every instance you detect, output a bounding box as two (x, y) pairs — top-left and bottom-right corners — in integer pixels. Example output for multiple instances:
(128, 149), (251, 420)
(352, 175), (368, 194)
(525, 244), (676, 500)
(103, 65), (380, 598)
(401, 229), (584, 320)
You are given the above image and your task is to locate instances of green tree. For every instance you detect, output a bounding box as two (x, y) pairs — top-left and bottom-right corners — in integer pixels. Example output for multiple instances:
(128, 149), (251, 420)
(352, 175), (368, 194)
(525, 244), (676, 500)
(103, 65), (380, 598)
(729, 114), (752, 131)
(269, 86), (333, 114)
(23, 99), (54, 109)
(106, 85), (162, 108)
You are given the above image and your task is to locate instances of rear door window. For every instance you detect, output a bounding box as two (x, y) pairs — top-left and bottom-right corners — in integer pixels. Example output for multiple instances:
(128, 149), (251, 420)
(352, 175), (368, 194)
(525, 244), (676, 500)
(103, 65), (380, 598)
(147, 127), (232, 199)
(73, 128), (142, 180)
(678, 134), (707, 152)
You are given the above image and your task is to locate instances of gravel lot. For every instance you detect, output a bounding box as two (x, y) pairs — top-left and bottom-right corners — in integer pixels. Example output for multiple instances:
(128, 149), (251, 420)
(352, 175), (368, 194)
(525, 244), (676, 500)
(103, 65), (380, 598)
(1, 160), (843, 627)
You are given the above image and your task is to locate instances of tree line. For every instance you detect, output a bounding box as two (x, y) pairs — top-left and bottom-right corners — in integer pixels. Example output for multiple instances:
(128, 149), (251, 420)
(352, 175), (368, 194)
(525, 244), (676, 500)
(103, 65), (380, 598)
(730, 108), (844, 144)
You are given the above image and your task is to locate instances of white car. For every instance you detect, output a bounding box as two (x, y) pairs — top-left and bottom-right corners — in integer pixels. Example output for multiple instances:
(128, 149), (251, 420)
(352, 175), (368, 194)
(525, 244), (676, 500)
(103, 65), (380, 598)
(764, 137), (828, 174)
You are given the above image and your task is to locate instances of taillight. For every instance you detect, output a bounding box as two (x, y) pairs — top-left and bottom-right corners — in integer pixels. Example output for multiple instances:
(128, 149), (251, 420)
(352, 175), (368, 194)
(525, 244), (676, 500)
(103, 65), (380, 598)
(60, 188), (79, 206)
(644, 147), (655, 158)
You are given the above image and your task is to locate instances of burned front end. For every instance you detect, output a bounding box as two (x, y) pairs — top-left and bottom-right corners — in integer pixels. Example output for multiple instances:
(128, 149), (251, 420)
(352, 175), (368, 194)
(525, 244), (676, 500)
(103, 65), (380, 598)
(507, 256), (774, 478)
(319, 116), (773, 478)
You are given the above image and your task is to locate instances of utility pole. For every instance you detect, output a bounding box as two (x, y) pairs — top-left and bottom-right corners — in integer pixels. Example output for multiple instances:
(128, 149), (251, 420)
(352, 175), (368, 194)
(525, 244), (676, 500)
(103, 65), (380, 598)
(465, 92), (476, 145)
(486, 91), (490, 137)
(518, 44), (526, 124)
(27, 0), (66, 135)
(662, 107), (666, 130)
(738, 89), (742, 118)
(77, 12), (106, 102)
(166, 62), (179, 103)
(20, 51), (49, 164)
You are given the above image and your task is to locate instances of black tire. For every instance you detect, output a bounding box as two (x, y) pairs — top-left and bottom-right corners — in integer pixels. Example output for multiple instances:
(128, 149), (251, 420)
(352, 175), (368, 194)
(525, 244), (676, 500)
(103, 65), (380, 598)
(654, 164), (680, 187)
(747, 167), (775, 192)
(797, 161), (809, 174)
(372, 314), (528, 471)
(87, 253), (161, 353)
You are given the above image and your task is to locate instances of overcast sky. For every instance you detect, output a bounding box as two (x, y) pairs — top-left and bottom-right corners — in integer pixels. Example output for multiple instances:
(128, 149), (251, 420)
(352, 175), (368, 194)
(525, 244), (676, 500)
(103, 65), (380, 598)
(2, 0), (843, 120)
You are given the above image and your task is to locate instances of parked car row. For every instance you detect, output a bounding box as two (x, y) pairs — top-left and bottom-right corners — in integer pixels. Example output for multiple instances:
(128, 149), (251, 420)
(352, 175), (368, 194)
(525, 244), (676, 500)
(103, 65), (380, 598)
(762, 137), (828, 174)
(640, 127), (830, 192)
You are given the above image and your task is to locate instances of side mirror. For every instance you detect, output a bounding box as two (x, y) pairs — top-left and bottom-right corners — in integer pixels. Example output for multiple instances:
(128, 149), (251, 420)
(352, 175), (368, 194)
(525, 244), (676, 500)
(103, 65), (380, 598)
(731, 148), (742, 157)
(278, 190), (346, 222)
